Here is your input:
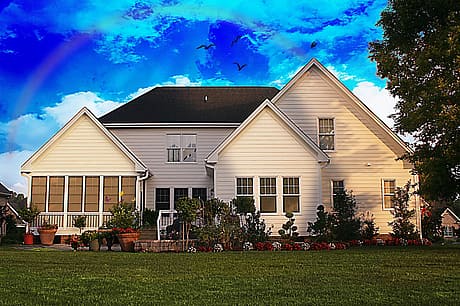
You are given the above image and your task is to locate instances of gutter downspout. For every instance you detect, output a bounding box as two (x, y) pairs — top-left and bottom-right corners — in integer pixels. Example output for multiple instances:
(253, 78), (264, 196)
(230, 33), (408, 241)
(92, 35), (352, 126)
(413, 173), (423, 240)
(137, 170), (150, 220)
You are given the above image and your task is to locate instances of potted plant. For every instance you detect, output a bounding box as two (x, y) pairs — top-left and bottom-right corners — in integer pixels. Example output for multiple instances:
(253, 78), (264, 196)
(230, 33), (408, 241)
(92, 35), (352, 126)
(81, 230), (100, 251)
(18, 206), (40, 245)
(38, 222), (58, 245)
(107, 200), (140, 252)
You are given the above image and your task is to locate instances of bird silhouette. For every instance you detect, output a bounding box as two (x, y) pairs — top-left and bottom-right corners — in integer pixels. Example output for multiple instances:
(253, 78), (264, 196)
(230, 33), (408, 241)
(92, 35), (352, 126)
(310, 41), (318, 48)
(196, 43), (215, 50)
(231, 35), (242, 46)
(233, 62), (247, 71)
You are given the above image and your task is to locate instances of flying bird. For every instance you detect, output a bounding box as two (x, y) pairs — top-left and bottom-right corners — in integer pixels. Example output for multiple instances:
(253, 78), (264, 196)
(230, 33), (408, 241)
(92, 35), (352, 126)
(310, 41), (318, 48)
(231, 35), (242, 46)
(233, 62), (247, 71)
(196, 43), (215, 50)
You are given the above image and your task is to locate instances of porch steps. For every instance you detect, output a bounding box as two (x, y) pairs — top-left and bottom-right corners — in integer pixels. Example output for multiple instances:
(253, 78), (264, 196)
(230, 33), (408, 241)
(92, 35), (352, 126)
(139, 228), (157, 240)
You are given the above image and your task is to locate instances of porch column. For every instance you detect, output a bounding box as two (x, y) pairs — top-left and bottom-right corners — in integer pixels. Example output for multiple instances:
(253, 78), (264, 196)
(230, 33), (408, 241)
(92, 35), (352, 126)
(98, 175), (104, 227)
(63, 176), (69, 228)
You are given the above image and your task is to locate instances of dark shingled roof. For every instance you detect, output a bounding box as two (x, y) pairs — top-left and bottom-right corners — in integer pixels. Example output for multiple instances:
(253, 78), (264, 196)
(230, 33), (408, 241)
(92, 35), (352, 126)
(0, 182), (12, 197)
(99, 86), (279, 124)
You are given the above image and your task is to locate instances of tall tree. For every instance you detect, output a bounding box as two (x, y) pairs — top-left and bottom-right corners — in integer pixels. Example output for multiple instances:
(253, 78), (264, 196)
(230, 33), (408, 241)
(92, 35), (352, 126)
(369, 0), (460, 203)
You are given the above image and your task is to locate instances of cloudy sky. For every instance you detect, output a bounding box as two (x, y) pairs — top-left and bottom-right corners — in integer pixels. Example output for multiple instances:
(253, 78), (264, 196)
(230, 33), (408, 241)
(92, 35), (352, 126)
(0, 0), (398, 194)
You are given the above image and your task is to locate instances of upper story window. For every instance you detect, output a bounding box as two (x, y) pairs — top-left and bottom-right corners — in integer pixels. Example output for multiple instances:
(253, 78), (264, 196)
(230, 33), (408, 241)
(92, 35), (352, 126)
(383, 179), (396, 209)
(318, 118), (335, 150)
(167, 134), (196, 162)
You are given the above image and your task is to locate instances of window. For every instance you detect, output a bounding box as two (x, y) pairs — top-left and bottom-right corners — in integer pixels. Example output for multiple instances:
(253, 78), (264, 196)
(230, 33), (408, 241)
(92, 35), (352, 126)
(443, 226), (454, 237)
(31, 176), (47, 212)
(121, 176), (136, 204)
(174, 188), (189, 208)
(383, 179), (396, 209)
(85, 176), (99, 212)
(155, 188), (170, 210)
(68, 177), (83, 212)
(192, 188), (207, 202)
(332, 180), (344, 207)
(283, 177), (299, 213)
(260, 178), (277, 213)
(319, 118), (335, 150)
(383, 180), (395, 209)
(167, 134), (196, 162)
(48, 176), (64, 212)
(103, 176), (119, 212)
(236, 178), (253, 198)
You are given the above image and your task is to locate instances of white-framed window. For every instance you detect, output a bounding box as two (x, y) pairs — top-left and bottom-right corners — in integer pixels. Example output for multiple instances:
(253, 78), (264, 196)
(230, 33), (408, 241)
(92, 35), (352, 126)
(443, 226), (454, 237)
(332, 180), (344, 207)
(260, 177), (277, 213)
(174, 188), (189, 209)
(167, 134), (196, 162)
(283, 177), (300, 213)
(236, 178), (253, 198)
(318, 118), (335, 150)
(155, 188), (170, 211)
(382, 179), (396, 209)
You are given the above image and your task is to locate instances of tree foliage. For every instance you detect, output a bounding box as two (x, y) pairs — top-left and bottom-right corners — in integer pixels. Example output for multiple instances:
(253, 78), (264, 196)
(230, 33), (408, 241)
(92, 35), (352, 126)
(369, 0), (460, 202)
(331, 190), (361, 241)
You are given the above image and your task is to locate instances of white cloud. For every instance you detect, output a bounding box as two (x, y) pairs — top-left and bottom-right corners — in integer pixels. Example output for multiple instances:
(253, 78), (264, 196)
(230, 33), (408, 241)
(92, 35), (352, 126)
(44, 91), (124, 125)
(0, 150), (34, 195)
(352, 81), (398, 128)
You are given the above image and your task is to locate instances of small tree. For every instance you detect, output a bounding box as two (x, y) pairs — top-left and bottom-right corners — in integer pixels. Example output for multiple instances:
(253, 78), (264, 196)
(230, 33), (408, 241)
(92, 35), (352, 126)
(307, 205), (334, 242)
(18, 205), (40, 234)
(73, 215), (86, 234)
(332, 190), (361, 241)
(176, 197), (200, 250)
(278, 212), (299, 240)
(421, 205), (443, 242)
(360, 211), (379, 240)
(389, 182), (418, 240)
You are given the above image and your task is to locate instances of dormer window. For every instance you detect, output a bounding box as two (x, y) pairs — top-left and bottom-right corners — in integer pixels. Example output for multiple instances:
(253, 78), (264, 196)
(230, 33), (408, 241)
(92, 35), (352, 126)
(318, 118), (335, 150)
(167, 134), (196, 162)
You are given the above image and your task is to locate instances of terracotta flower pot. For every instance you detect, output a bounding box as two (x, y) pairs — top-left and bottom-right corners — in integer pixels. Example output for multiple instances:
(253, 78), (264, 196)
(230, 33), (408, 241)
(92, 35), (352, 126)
(38, 228), (57, 245)
(24, 233), (34, 245)
(117, 232), (140, 252)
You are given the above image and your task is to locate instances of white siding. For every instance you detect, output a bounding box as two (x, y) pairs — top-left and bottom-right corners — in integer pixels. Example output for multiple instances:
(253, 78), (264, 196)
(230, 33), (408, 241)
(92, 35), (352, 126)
(30, 115), (136, 174)
(276, 66), (414, 233)
(215, 108), (321, 235)
(110, 127), (234, 209)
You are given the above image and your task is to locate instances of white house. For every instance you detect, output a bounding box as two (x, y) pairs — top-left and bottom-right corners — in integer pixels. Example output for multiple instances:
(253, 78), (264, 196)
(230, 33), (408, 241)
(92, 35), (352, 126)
(21, 59), (421, 236)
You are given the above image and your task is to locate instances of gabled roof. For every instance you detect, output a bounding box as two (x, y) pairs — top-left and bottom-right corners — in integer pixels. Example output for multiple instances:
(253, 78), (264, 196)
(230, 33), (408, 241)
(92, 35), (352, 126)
(206, 99), (330, 163)
(0, 182), (12, 197)
(99, 86), (279, 125)
(441, 208), (460, 222)
(21, 107), (148, 173)
(271, 58), (413, 155)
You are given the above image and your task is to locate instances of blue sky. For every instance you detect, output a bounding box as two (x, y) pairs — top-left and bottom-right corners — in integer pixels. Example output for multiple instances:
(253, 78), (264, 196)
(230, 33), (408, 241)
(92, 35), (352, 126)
(0, 0), (398, 194)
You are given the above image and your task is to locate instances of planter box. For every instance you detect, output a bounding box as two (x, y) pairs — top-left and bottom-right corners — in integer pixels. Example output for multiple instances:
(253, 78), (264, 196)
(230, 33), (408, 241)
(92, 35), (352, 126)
(134, 240), (191, 253)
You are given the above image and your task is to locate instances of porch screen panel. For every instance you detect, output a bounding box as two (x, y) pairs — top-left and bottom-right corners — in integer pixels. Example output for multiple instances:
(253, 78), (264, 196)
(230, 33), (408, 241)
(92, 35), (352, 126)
(31, 176), (47, 212)
(68, 176), (83, 212)
(85, 176), (99, 212)
(104, 176), (119, 212)
(48, 176), (64, 212)
(121, 176), (136, 204)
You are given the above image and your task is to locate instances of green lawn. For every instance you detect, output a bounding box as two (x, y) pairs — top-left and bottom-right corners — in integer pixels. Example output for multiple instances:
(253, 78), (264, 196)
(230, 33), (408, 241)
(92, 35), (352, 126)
(0, 245), (459, 305)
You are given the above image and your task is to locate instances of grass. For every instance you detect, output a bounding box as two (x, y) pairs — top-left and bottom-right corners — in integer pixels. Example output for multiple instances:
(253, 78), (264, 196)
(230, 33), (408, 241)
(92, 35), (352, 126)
(0, 245), (459, 305)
